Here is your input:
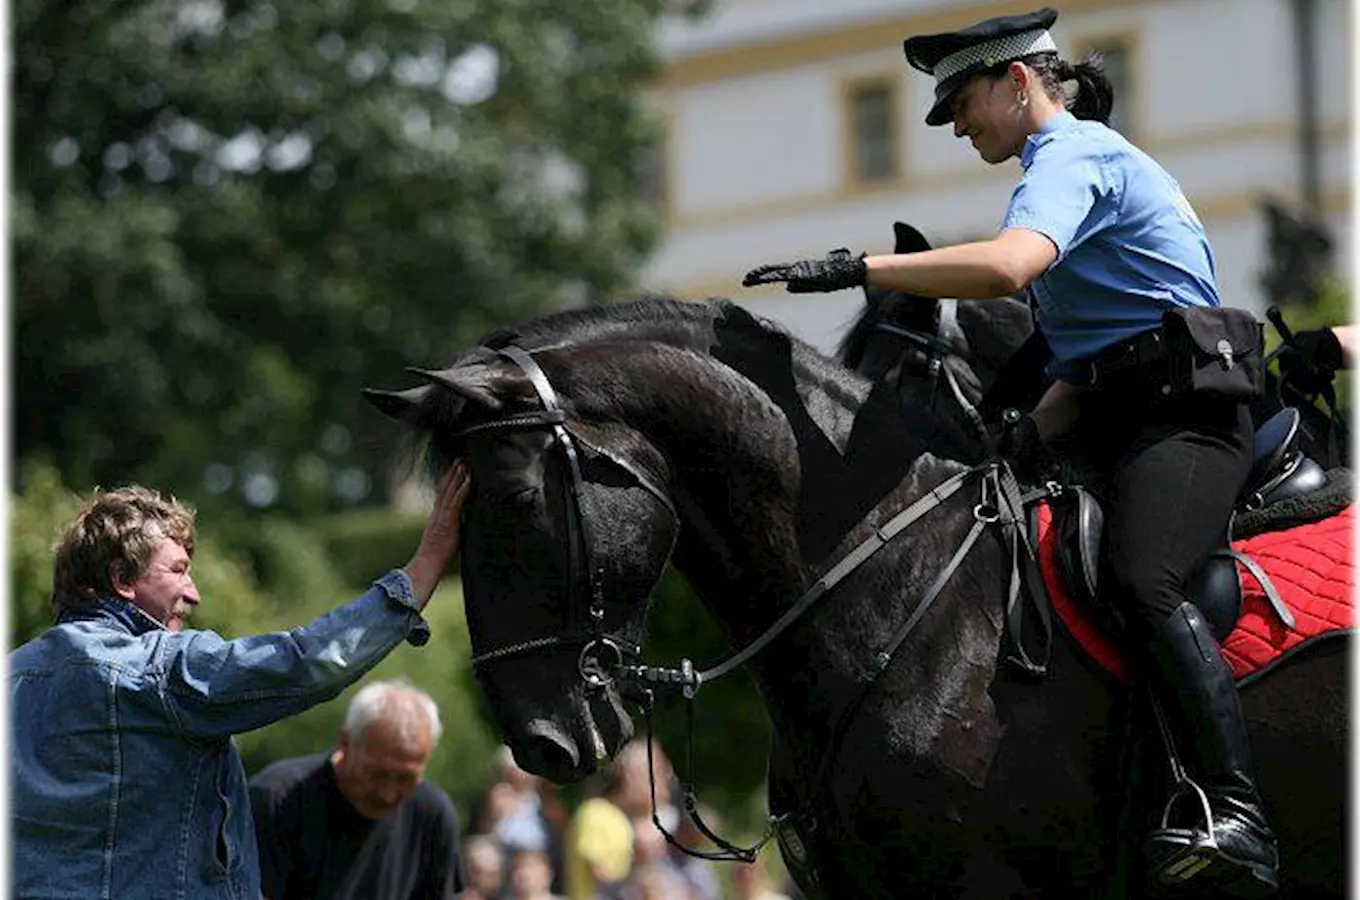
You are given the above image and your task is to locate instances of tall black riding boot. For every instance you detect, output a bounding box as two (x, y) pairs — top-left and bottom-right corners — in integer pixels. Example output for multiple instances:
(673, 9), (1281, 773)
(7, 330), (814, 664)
(1142, 602), (1279, 897)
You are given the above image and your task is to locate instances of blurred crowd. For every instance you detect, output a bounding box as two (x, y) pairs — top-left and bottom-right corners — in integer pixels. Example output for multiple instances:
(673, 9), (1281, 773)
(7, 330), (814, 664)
(457, 739), (797, 900)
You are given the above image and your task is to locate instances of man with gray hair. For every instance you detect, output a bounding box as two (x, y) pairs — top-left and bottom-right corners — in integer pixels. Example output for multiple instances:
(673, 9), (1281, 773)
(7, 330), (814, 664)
(250, 678), (464, 900)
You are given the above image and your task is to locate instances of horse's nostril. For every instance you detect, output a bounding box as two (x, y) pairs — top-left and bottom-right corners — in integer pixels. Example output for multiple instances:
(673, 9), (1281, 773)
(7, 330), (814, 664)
(516, 732), (579, 781)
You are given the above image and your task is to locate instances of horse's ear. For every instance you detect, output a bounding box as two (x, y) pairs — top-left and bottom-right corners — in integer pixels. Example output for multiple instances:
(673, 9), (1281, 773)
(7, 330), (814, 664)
(361, 385), (432, 423)
(407, 363), (527, 412)
(892, 222), (932, 255)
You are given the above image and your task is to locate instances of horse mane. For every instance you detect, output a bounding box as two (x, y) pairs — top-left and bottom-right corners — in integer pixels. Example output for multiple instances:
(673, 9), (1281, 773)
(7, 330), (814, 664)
(406, 296), (827, 474)
(835, 291), (885, 369)
(479, 296), (726, 351)
(415, 294), (937, 561)
(473, 295), (850, 393)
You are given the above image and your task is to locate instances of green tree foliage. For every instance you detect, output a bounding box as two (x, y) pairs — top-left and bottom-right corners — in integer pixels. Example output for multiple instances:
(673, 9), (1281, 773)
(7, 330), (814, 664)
(14, 0), (687, 515)
(312, 502), (429, 587)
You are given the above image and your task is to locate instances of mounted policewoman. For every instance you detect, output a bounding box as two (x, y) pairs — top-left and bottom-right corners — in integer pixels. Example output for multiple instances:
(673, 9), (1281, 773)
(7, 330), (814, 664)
(743, 7), (1276, 896)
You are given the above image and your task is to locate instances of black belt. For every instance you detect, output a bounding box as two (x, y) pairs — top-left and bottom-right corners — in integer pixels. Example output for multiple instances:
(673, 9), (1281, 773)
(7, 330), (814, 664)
(1087, 328), (1167, 385)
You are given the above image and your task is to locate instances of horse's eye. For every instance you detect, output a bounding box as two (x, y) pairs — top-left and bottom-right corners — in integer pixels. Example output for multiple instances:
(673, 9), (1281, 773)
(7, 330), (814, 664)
(508, 486), (539, 510)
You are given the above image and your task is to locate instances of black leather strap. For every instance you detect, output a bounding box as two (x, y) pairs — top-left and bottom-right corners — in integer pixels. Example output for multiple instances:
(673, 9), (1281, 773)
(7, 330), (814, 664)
(1089, 327), (1167, 384)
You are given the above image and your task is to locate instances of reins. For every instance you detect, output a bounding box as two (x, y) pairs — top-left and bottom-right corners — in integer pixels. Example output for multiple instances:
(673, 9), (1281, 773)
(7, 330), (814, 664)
(623, 461), (1020, 862)
(623, 463), (997, 689)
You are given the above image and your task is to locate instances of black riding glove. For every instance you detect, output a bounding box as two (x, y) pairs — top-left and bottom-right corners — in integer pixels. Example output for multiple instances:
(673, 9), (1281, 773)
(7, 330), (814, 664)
(1279, 326), (1343, 396)
(743, 248), (867, 294)
(998, 413), (1054, 484)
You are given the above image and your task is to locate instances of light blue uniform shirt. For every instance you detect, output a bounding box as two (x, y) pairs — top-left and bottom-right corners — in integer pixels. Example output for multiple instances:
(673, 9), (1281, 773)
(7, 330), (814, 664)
(1001, 112), (1220, 382)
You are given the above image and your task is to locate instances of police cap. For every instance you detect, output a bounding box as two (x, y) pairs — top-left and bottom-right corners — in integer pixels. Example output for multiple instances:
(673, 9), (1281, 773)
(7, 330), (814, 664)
(904, 7), (1060, 126)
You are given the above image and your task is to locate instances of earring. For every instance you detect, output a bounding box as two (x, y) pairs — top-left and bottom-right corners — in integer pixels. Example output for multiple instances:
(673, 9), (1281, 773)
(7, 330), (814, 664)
(1016, 92), (1029, 108)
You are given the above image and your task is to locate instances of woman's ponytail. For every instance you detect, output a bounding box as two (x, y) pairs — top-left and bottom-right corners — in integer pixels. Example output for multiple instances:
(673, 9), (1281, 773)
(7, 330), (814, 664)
(994, 51), (1117, 126)
(1055, 51), (1115, 124)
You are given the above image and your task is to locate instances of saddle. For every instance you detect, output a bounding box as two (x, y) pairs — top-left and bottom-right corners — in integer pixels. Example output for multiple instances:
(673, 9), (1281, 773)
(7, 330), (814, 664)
(1036, 407), (1345, 669)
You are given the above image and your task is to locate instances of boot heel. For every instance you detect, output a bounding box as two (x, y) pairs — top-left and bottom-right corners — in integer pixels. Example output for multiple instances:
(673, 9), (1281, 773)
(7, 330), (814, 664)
(1216, 844), (1281, 897)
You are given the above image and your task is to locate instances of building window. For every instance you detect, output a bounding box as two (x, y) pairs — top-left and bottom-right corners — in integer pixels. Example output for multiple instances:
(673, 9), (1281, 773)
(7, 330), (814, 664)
(1082, 39), (1134, 137)
(846, 78), (899, 187)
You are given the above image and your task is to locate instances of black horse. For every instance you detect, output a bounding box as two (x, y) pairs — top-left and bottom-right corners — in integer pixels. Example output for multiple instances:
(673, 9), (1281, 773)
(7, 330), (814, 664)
(366, 298), (1347, 898)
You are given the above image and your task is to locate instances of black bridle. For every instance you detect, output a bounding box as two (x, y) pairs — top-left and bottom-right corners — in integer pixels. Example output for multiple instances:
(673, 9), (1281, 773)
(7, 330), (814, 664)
(456, 345), (786, 862)
(457, 345), (673, 688)
(452, 343), (1051, 865)
(871, 298), (988, 441)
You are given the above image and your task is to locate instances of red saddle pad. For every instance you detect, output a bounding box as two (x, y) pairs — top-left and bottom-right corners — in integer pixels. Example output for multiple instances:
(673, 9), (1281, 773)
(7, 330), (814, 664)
(1035, 502), (1355, 682)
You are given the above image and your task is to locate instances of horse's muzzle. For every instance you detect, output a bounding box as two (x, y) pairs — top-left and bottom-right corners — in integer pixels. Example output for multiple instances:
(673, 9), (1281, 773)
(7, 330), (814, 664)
(514, 720), (583, 782)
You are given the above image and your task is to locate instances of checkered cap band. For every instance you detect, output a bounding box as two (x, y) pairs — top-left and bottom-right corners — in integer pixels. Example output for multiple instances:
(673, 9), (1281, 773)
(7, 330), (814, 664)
(933, 28), (1058, 83)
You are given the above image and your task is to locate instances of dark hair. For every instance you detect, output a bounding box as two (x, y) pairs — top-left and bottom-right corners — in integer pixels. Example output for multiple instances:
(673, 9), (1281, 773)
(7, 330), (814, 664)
(984, 50), (1115, 125)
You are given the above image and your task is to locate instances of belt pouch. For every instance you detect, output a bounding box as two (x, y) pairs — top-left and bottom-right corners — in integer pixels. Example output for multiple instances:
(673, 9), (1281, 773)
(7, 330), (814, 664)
(1161, 306), (1264, 399)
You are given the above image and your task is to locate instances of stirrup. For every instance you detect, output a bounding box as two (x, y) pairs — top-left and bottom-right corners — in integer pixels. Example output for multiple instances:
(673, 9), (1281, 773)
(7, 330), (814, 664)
(1142, 690), (1221, 884)
(1144, 777), (1219, 884)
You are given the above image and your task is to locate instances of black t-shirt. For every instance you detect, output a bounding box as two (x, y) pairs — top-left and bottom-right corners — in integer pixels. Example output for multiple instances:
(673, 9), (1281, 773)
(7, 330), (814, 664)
(249, 753), (464, 900)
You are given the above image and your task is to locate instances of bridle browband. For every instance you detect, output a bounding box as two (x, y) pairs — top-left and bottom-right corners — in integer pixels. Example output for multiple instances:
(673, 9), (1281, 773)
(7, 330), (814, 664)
(450, 343), (1052, 865)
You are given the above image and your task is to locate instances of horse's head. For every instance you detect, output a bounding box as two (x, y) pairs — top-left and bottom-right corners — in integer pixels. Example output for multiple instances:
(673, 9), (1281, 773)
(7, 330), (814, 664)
(836, 221), (1043, 458)
(837, 222), (938, 378)
(365, 346), (680, 782)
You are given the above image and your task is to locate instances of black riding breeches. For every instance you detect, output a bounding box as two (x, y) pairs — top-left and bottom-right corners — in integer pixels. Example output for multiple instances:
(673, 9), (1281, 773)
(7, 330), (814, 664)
(1074, 384), (1254, 639)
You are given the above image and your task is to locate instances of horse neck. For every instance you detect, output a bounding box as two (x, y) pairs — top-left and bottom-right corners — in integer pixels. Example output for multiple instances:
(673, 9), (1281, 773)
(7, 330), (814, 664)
(665, 343), (869, 611)
(556, 328), (965, 703)
(550, 322), (871, 619)
(540, 306), (998, 720)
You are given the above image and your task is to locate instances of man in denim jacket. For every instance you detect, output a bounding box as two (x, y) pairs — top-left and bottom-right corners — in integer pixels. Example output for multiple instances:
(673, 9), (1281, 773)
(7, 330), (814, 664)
(10, 462), (470, 900)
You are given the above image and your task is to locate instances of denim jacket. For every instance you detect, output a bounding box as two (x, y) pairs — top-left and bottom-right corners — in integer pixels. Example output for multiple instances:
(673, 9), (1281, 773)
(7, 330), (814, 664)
(10, 569), (429, 900)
